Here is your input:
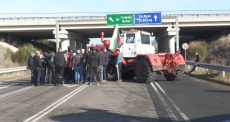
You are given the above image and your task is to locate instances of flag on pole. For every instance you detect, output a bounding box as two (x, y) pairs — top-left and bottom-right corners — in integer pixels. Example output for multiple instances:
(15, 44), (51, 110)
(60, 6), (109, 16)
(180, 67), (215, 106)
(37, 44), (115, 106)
(109, 25), (120, 52)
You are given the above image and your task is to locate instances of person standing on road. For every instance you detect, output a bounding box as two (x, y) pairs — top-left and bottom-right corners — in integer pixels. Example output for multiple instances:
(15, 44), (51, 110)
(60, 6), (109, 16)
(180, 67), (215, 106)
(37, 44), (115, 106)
(115, 49), (123, 82)
(63, 50), (71, 83)
(72, 50), (85, 84)
(81, 49), (87, 81)
(54, 48), (67, 86)
(28, 52), (35, 83)
(33, 51), (43, 86)
(84, 48), (91, 83)
(88, 48), (100, 85)
(96, 48), (106, 82)
(188, 52), (200, 74)
(40, 52), (48, 85)
(47, 52), (55, 85)
(103, 48), (110, 81)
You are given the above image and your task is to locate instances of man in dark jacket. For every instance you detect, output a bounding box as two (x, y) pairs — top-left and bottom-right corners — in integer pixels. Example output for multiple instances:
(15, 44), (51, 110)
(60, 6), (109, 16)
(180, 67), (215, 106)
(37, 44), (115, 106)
(28, 52), (35, 83)
(40, 52), (48, 85)
(54, 48), (67, 86)
(33, 51), (43, 86)
(88, 48), (100, 85)
(96, 48), (106, 82)
(47, 52), (55, 84)
(188, 52), (200, 74)
(83, 48), (91, 83)
(72, 50), (85, 84)
(103, 48), (110, 81)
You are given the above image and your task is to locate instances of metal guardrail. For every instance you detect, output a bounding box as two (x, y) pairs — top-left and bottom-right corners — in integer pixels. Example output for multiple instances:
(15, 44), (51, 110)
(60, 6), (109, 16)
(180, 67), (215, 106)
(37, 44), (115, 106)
(0, 66), (28, 74)
(1, 10), (230, 21)
(186, 61), (229, 77)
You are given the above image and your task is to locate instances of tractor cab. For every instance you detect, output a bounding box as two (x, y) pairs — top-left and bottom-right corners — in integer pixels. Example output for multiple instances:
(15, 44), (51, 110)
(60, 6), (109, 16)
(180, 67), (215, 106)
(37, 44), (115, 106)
(119, 29), (156, 58)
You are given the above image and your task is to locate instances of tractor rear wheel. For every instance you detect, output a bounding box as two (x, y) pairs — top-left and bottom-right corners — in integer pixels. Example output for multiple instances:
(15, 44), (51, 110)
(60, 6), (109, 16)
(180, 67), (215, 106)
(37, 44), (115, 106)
(122, 73), (135, 80)
(135, 58), (156, 83)
(106, 58), (117, 81)
(164, 70), (184, 81)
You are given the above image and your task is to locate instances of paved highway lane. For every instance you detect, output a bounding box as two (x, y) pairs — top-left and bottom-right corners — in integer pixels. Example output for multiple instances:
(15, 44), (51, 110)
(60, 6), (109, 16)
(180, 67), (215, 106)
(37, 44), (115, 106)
(33, 81), (158, 122)
(0, 77), (159, 122)
(149, 75), (230, 122)
(1, 74), (230, 122)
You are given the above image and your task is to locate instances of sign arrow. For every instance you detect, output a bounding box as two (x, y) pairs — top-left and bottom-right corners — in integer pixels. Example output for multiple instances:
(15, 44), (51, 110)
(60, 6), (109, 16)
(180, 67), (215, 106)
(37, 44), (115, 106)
(109, 17), (114, 22)
(154, 15), (157, 21)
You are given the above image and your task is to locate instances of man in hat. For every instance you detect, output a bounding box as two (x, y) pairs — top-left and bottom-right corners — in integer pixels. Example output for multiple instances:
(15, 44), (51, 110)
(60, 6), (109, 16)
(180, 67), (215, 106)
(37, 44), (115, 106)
(28, 52), (35, 83)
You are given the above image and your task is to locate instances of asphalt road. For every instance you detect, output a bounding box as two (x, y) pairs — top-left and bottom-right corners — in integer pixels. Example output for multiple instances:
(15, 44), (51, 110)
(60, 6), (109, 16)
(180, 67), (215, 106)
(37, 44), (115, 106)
(0, 75), (229, 122)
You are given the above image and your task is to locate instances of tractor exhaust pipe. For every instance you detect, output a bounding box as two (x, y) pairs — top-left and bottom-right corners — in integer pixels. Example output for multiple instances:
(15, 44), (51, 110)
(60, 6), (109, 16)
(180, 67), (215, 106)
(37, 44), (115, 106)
(101, 32), (104, 43)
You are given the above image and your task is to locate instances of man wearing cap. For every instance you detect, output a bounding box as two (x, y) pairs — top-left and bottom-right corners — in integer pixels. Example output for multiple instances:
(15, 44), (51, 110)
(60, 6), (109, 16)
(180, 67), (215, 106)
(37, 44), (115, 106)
(72, 50), (85, 84)
(28, 52), (35, 83)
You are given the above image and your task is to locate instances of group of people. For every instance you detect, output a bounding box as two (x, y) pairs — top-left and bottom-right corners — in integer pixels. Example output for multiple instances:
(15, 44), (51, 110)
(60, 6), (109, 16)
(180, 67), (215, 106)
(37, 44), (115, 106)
(27, 47), (117, 86)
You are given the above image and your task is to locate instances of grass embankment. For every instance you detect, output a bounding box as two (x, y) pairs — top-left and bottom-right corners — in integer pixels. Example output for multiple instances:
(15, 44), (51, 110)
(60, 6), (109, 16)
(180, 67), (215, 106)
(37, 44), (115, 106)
(186, 36), (230, 85)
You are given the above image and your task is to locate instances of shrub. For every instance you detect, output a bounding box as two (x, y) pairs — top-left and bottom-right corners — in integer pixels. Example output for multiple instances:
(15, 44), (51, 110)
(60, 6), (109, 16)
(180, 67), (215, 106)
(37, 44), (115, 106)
(187, 40), (208, 62)
(206, 36), (230, 65)
(12, 44), (37, 65)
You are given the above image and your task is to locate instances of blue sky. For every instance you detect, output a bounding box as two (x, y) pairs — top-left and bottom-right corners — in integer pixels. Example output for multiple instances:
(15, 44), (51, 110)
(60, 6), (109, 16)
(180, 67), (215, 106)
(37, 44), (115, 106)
(0, 0), (230, 13)
(1, 0), (230, 45)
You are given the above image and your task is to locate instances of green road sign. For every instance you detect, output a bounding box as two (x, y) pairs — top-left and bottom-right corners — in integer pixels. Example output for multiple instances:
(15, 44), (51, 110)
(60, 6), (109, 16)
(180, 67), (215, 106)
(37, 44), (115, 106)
(106, 14), (134, 25)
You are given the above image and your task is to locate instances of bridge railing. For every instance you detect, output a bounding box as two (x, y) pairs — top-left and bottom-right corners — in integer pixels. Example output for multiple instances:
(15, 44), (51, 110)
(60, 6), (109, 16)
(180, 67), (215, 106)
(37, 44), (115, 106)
(1, 10), (230, 21)
(186, 61), (230, 77)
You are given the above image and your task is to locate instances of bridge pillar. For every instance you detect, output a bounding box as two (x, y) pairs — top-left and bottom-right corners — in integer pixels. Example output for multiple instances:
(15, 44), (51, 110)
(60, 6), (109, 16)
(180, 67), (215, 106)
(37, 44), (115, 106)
(70, 40), (76, 51)
(61, 39), (68, 51)
(76, 41), (81, 50)
(82, 42), (87, 51)
(156, 27), (179, 53)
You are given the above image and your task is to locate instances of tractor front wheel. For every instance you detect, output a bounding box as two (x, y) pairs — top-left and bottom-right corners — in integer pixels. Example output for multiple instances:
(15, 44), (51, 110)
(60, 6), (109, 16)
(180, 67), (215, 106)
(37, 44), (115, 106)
(164, 70), (184, 81)
(135, 58), (156, 83)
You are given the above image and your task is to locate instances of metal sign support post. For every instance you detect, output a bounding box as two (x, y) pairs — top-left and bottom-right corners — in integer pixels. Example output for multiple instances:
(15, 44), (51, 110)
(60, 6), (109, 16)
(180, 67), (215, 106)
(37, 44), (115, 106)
(176, 16), (179, 51)
(56, 20), (59, 52)
(185, 50), (186, 61)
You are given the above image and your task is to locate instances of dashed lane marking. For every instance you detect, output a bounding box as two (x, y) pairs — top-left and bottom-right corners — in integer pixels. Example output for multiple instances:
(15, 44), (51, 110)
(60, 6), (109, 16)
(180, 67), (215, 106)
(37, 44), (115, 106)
(0, 86), (33, 99)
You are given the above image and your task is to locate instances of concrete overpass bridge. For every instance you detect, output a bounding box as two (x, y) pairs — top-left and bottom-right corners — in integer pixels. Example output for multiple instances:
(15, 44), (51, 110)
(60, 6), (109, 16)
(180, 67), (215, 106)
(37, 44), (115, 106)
(1, 10), (230, 52)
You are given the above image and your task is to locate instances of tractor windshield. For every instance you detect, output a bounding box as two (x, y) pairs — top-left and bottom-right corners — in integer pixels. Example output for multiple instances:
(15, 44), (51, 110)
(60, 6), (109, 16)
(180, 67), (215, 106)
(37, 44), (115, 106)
(126, 34), (135, 44)
(141, 34), (150, 44)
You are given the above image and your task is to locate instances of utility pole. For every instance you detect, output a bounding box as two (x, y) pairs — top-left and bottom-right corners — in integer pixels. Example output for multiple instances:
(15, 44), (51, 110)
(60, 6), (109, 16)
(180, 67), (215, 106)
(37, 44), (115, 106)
(55, 20), (59, 52)
(176, 16), (179, 51)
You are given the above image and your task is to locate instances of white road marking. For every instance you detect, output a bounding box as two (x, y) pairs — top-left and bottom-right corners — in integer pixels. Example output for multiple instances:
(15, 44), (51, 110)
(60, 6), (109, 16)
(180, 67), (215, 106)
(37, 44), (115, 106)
(63, 84), (78, 88)
(155, 82), (190, 122)
(0, 86), (33, 99)
(0, 83), (19, 90)
(23, 84), (88, 122)
(150, 82), (177, 121)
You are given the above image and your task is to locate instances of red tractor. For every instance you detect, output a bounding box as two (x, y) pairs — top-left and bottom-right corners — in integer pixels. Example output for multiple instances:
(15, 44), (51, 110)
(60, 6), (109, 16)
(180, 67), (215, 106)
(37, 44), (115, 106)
(91, 29), (185, 82)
